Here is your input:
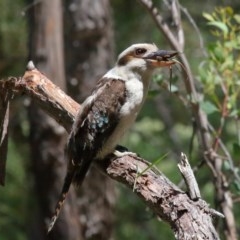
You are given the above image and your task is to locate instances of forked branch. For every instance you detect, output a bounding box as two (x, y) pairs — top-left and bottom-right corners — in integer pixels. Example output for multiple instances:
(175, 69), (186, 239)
(0, 65), (221, 239)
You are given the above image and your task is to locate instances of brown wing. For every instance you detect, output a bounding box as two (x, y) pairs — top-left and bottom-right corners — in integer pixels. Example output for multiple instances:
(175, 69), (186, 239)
(67, 77), (126, 173)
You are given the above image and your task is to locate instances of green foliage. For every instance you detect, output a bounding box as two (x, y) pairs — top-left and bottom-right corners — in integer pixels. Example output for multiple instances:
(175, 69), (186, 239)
(0, 140), (28, 240)
(0, 3), (29, 239)
(0, 0), (27, 76)
(200, 7), (240, 194)
(201, 7), (240, 117)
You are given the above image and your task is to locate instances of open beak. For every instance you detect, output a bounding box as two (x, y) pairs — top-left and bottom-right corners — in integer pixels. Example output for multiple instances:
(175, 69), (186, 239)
(144, 50), (178, 67)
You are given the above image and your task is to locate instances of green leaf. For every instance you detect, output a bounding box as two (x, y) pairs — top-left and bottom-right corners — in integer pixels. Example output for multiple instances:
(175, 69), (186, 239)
(203, 12), (214, 22)
(223, 161), (231, 171)
(234, 14), (240, 24)
(133, 152), (169, 192)
(233, 179), (240, 192)
(207, 21), (228, 35)
(200, 101), (219, 114)
(225, 6), (233, 16)
(152, 74), (164, 84)
(148, 90), (159, 98)
(138, 152), (169, 176)
(168, 84), (178, 93)
(233, 143), (240, 158)
(229, 109), (239, 117)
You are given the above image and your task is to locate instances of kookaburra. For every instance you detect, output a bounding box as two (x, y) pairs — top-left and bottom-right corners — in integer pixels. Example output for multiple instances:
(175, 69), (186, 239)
(48, 43), (177, 232)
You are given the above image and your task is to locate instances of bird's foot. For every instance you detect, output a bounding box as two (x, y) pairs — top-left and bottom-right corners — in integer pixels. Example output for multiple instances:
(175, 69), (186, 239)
(114, 145), (138, 157)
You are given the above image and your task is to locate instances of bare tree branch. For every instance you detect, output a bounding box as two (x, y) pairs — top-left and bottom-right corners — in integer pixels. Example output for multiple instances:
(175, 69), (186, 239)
(0, 65), (222, 239)
(171, 0), (184, 50)
(0, 87), (10, 185)
(179, 4), (207, 57)
(4, 67), (79, 133)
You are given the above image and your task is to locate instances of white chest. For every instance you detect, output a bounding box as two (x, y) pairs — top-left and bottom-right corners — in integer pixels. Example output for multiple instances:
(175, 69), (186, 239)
(120, 78), (145, 116)
(97, 78), (148, 159)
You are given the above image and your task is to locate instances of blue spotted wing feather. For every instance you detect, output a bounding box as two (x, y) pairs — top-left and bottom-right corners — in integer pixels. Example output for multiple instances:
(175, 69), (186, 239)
(68, 78), (126, 174)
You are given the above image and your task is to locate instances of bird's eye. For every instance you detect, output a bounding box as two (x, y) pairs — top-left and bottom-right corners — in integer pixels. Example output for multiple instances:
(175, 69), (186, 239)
(135, 48), (147, 56)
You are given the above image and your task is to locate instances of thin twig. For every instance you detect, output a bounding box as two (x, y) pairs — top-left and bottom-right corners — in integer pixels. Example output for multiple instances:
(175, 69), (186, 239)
(179, 5), (208, 57)
(171, 0), (184, 51)
(208, 123), (240, 183)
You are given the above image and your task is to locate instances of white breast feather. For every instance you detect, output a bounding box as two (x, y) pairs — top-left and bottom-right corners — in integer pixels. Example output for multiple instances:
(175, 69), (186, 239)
(97, 77), (148, 159)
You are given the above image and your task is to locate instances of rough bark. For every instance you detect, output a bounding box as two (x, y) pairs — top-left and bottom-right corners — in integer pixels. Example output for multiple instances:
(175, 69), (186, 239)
(27, 1), (81, 239)
(64, 1), (116, 239)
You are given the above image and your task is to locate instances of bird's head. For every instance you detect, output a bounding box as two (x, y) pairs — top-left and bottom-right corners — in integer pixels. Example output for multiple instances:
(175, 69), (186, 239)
(117, 43), (177, 76)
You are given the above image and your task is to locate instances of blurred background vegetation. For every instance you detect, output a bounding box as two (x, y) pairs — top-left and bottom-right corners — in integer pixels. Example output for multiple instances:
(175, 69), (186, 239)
(0, 0), (240, 239)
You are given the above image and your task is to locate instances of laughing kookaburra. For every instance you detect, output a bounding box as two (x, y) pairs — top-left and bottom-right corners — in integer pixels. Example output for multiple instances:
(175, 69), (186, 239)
(47, 43), (177, 232)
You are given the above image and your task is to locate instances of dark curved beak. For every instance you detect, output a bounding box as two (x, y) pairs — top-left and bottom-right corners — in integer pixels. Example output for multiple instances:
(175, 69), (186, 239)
(144, 50), (178, 67)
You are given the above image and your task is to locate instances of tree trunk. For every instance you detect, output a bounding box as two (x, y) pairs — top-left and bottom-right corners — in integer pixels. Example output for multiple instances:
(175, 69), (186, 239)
(27, 1), (81, 239)
(64, 0), (116, 239)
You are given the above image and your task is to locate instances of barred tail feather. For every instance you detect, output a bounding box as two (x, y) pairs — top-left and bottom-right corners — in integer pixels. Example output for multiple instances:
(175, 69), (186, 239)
(47, 157), (93, 233)
(47, 171), (74, 233)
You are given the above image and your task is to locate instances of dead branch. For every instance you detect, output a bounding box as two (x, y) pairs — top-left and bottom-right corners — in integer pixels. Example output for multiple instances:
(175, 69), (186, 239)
(0, 85), (10, 185)
(0, 65), (222, 239)
(178, 153), (201, 200)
